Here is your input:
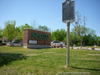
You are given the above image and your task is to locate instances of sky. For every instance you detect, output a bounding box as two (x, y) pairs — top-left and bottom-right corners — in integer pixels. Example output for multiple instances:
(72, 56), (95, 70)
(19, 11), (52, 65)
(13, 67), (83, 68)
(0, 0), (100, 36)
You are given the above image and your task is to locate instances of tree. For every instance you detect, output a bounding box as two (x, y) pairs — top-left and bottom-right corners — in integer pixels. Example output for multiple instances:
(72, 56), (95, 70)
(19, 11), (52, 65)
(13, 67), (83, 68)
(82, 34), (97, 46)
(72, 25), (85, 46)
(96, 36), (100, 46)
(51, 29), (66, 42)
(38, 25), (49, 32)
(15, 27), (22, 40)
(70, 32), (81, 46)
(17, 24), (33, 40)
(0, 29), (3, 38)
(72, 24), (96, 46)
(3, 21), (16, 41)
(20, 24), (33, 30)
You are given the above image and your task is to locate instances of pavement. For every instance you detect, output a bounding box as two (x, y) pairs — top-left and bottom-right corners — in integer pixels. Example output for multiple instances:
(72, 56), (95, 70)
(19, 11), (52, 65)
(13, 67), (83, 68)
(72, 47), (100, 51)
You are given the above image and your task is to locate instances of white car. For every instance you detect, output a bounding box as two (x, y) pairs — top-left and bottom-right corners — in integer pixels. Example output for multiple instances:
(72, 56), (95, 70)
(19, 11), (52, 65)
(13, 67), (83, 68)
(7, 41), (22, 47)
(6, 42), (13, 46)
(12, 41), (22, 46)
(51, 41), (65, 48)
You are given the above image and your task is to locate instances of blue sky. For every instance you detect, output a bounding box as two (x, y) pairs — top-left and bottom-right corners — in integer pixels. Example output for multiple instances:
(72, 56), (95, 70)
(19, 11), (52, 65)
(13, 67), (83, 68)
(0, 0), (100, 36)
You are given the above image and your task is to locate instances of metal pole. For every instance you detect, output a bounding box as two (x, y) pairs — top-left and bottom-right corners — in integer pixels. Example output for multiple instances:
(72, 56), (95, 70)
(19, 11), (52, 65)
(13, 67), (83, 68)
(66, 22), (70, 67)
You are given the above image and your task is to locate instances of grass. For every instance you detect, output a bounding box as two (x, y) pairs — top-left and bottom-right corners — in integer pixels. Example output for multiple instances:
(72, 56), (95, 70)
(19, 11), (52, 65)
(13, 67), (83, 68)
(0, 46), (100, 75)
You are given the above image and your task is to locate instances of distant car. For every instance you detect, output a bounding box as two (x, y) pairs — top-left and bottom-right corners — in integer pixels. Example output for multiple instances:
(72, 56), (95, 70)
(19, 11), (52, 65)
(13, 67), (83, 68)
(12, 41), (22, 46)
(51, 41), (65, 48)
(6, 40), (22, 47)
(6, 42), (13, 46)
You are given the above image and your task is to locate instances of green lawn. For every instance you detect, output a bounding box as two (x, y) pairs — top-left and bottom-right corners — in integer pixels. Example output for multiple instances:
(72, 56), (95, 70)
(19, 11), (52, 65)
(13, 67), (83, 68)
(0, 46), (100, 75)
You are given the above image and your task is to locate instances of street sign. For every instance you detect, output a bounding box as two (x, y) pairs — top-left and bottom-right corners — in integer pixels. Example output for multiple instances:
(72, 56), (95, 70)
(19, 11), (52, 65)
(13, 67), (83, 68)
(62, 0), (75, 23)
(62, 0), (75, 68)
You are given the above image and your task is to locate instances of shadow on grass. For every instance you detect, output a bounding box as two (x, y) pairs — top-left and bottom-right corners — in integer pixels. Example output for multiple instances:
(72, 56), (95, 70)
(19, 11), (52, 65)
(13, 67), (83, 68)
(29, 47), (52, 49)
(0, 53), (26, 67)
(72, 66), (100, 71)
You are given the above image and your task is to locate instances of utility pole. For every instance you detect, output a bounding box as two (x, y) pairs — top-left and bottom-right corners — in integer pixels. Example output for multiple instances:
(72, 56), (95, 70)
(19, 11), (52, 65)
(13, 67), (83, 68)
(62, 0), (75, 67)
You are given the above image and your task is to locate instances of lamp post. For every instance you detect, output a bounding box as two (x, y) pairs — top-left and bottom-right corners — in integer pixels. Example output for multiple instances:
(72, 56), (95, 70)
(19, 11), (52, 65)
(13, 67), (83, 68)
(62, 0), (75, 67)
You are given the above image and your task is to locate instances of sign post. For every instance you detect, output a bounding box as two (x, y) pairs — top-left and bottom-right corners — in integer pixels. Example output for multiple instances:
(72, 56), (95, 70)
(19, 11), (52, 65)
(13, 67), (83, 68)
(62, 0), (75, 67)
(66, 22), (70, 67)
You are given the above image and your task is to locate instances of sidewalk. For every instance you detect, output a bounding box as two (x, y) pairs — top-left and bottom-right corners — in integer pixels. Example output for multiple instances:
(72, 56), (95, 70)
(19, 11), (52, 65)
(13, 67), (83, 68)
(72, 47), (100, 51)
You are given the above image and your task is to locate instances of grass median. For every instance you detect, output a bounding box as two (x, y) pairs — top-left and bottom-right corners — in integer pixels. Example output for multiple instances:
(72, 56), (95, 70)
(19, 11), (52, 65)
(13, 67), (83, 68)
(0, 46), (100, 75)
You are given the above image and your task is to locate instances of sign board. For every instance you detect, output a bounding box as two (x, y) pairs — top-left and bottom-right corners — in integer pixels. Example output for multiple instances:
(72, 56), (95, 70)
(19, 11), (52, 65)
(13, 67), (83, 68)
(62, 0), (75, 23)
(29, 40), (37, 45)
(31, 32), (49, 40)
(23, 29), (51, 48)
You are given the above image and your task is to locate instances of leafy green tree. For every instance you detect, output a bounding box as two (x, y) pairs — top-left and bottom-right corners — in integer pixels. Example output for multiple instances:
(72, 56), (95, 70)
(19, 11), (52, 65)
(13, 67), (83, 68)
(83, 34), (97, 46)
(73, 25), (96, 46)
(96, 36), (100, 46)
(38, 25), (49, 32)
(70, 32), (81, 46)
(0, 29), (3, 38)
(72, 25), (85, 46)
(3, 21), (16, 41)
(15, 27), (22, 40)
(73, 25), (86, 36)
(17, 24), (33, 40)
(20, 24), (33, 30)
(51, 29), (66, 42)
